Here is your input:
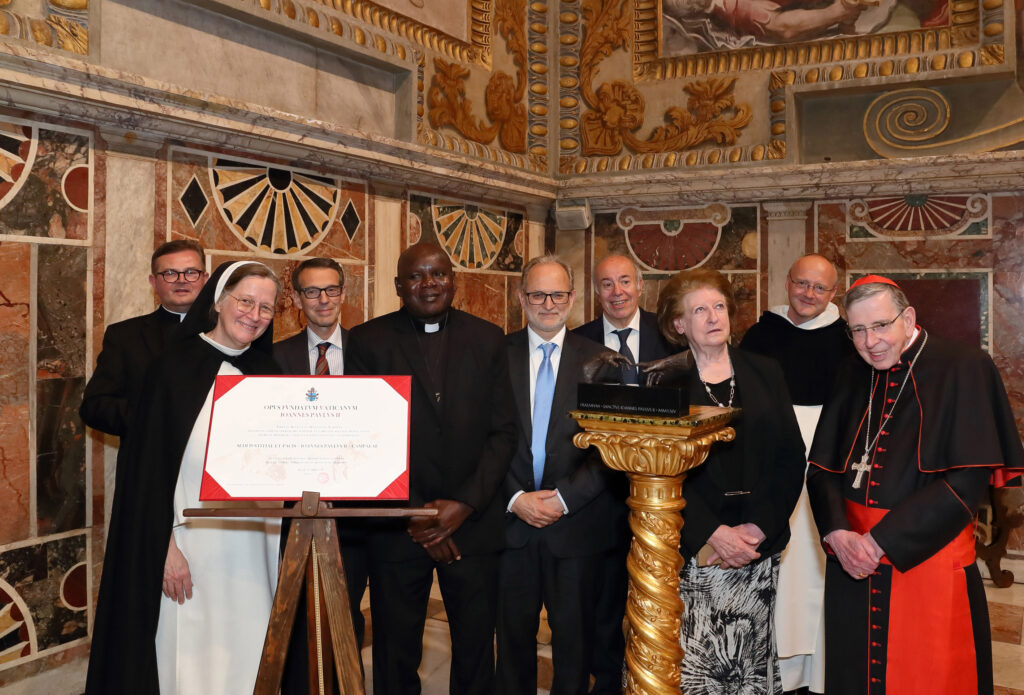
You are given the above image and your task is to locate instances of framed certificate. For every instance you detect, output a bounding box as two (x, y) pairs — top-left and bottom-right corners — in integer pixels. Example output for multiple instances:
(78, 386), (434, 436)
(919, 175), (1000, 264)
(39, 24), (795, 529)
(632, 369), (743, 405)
(199, 375), (411, 501)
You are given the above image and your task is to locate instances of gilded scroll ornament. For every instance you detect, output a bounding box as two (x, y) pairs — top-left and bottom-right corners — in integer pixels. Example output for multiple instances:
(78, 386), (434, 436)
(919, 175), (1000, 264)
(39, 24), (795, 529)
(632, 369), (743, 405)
(426, 0), (528, 152)
(578, 0), (752, 158)
(47, 14), (87, 54)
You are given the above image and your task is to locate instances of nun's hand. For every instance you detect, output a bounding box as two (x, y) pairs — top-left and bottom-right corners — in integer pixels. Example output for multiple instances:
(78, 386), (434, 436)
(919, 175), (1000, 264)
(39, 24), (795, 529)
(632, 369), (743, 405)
(163, 534), (193, 604)
(638, 351), (690, 386)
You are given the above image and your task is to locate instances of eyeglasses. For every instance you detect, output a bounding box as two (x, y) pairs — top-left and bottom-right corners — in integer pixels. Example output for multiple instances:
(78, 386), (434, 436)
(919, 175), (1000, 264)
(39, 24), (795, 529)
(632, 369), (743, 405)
(156, 268), (203, 283)
(299, 285), (343, 299)
(845, 308), (906, 340)
(227, 293), (276, 319)
(524, 291), (571, 305)
(788, 274), (835, 295)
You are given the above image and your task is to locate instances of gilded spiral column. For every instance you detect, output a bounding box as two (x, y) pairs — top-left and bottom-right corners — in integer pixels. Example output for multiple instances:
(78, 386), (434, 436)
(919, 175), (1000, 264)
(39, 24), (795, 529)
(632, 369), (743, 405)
(571, 407), (737, 695)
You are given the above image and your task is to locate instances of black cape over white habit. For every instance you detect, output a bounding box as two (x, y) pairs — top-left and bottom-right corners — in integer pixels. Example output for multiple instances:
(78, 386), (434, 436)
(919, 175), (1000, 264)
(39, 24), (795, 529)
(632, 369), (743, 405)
(85, 263), (280, 694)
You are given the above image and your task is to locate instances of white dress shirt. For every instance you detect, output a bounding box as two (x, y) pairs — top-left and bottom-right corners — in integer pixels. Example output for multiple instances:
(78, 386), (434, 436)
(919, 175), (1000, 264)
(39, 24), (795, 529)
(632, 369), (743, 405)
(601, 310), (641, 358)
(509, 325), (569, 514)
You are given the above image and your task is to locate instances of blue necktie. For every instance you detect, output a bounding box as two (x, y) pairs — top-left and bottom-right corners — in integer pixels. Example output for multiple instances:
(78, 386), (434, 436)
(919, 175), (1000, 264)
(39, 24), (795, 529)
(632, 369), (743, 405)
(531, 342), (556, 490)
(614, 328), (639, 385)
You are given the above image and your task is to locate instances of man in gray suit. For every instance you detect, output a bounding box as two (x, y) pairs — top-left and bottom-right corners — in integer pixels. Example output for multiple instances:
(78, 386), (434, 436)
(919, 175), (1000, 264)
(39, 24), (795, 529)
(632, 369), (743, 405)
(273, 257), (363, 695)
(497, 256), (619, 695)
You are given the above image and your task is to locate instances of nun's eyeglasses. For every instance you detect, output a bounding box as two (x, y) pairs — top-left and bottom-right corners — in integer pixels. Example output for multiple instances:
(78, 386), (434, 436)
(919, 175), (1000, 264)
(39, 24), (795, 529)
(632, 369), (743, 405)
(227, 294), (276, 319)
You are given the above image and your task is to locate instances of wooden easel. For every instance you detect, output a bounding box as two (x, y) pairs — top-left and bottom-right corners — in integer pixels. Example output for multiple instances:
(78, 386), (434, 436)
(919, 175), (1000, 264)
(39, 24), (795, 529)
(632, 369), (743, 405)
(184, 491), (436, 695)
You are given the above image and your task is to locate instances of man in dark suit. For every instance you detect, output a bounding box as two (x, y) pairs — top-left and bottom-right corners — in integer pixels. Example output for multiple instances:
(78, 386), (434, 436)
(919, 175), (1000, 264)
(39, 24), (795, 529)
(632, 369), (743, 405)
(572, 253), (675, 695)
(345, 243), (517, 695)
(273, 257), (366, 695)
(80, 239), (207, 440)
(497, 256), (619, 695)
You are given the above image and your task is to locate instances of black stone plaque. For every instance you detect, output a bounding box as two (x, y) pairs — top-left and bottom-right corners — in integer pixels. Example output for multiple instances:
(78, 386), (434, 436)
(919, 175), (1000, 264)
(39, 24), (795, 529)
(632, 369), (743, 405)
(577, 382), (689, 417)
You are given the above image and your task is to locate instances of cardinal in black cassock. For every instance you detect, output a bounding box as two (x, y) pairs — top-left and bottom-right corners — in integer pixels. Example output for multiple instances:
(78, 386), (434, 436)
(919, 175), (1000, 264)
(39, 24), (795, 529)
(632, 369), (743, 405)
(85, 261), (282, 695)
(807, 275), (1024, 695)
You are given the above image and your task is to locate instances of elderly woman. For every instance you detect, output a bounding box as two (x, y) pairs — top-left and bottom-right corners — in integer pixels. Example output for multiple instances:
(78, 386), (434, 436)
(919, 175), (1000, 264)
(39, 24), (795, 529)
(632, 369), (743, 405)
(651, 268), (805, 694)
(86, 261), (284, 695)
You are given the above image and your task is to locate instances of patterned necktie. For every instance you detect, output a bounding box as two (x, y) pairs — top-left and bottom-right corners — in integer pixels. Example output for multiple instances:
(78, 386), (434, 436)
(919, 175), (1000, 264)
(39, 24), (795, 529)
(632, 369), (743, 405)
(613, 328), (639, 385)
(531, 342), (556, 490)
(315, 342), (330, 375)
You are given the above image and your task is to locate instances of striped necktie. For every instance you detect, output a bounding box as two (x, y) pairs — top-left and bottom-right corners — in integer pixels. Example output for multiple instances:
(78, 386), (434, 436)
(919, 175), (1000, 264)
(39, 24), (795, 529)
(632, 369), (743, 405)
(315, 342), (330, 375)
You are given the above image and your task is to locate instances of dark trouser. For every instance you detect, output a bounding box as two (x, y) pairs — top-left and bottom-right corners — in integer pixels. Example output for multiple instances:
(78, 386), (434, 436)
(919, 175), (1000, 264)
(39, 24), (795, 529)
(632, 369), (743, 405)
(281, 522), (368, 695)
(369, 551), (499, 695)
(496, 538), (599, 695)
(588, 537), (629, 694)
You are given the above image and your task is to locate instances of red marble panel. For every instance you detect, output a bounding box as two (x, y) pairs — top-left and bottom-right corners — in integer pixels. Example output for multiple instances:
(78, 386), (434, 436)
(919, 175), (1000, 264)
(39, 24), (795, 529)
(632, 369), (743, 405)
(452, 272), (507, 329)
(0, 242), (32, 544)
(506, 273), (524, 334)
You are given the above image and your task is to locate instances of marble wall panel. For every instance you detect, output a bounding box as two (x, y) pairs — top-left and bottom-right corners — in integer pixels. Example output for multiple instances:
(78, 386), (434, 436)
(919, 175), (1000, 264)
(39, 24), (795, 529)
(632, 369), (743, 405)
(0, 242), (32, 545)
(585, 206), (760, 336)
(36, 245), (87, 535)
(170, 149), (368, 261)
(452, 272), (512, 331)
(0, 533), (88, 669)
(0, 123), (89, 241)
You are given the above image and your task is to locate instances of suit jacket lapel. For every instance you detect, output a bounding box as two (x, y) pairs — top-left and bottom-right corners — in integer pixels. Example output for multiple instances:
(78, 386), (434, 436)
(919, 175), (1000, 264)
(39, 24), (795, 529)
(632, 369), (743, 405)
(509, 331), (533, 445)
(548, 335), (580, 450)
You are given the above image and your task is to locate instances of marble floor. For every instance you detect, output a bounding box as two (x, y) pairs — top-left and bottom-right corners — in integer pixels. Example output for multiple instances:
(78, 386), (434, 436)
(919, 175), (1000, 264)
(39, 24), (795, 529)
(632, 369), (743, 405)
(347, 579), (1024, 695)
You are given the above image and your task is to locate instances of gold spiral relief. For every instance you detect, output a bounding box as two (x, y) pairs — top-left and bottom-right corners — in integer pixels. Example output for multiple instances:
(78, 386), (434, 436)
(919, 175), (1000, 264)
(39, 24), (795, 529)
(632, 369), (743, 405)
(864, 87), (951, 148)
(573, 422), (735, 695)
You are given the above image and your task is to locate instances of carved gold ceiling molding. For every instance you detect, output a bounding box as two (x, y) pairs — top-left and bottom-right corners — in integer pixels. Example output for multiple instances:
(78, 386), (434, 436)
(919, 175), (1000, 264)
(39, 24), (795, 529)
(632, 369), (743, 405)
(418, 0), (549, 171)
(863, 87), (1024, 157)
(634, 0), (1005, 81)
(0, 2), (88, 55)
(559, 0), (764, 174)
(227, 0), (492, 67)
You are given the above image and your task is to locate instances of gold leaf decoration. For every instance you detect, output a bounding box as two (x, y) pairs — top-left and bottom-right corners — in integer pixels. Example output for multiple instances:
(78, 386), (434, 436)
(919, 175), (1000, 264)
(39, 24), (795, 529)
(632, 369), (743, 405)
(578, 0), (751, 157)
(426, 0), (528, 153)
(47, 15), (87, 54)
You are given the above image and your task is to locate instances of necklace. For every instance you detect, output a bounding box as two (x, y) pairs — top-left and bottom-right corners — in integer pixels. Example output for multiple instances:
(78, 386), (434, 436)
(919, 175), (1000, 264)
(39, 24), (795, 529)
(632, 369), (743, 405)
(851, 331), (928, 489)
(698, 368), (735, 408)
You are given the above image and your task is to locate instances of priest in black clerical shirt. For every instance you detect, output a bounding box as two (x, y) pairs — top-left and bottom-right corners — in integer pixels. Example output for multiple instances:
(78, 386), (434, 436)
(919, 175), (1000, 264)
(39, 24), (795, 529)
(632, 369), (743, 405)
(345, 243), (517, 695)
(739, 253), (854, 695)
(80, 240), (208, 438)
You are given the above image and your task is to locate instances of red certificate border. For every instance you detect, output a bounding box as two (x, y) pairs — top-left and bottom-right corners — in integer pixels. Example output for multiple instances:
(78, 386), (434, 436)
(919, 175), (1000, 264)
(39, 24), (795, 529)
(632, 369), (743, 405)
(200, 375), (411, 501)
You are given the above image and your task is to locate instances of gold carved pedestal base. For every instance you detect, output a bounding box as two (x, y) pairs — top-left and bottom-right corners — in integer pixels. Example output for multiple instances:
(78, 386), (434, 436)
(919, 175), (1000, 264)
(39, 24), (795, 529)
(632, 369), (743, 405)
(571, 406), (737, 695)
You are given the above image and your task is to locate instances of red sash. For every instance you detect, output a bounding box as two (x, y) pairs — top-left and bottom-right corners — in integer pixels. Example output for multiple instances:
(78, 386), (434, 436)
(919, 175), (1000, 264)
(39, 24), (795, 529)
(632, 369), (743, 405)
(846, 501), (978, 695)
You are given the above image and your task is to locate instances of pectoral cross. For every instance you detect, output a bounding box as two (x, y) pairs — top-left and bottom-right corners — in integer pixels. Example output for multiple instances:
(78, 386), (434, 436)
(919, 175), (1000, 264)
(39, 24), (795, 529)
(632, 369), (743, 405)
(851, 455), (871, 489)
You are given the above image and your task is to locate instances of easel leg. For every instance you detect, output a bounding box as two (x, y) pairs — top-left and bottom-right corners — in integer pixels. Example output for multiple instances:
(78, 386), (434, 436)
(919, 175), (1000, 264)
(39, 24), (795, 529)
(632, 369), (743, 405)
(256, 518), (314, 695)
(315, 521), (364, 695)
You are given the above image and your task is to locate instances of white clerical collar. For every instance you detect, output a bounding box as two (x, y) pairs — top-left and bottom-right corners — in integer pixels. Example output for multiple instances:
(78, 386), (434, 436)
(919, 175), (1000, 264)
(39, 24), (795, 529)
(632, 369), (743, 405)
(424, 322), (440, 333)
(770, 302), (840, 330)
(161, 306), (188, 323)
(601, 309), (640, 338)
(306, 323), (343, 350)
(199, 332), (248, 356)
(527, 324), (567, 352)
